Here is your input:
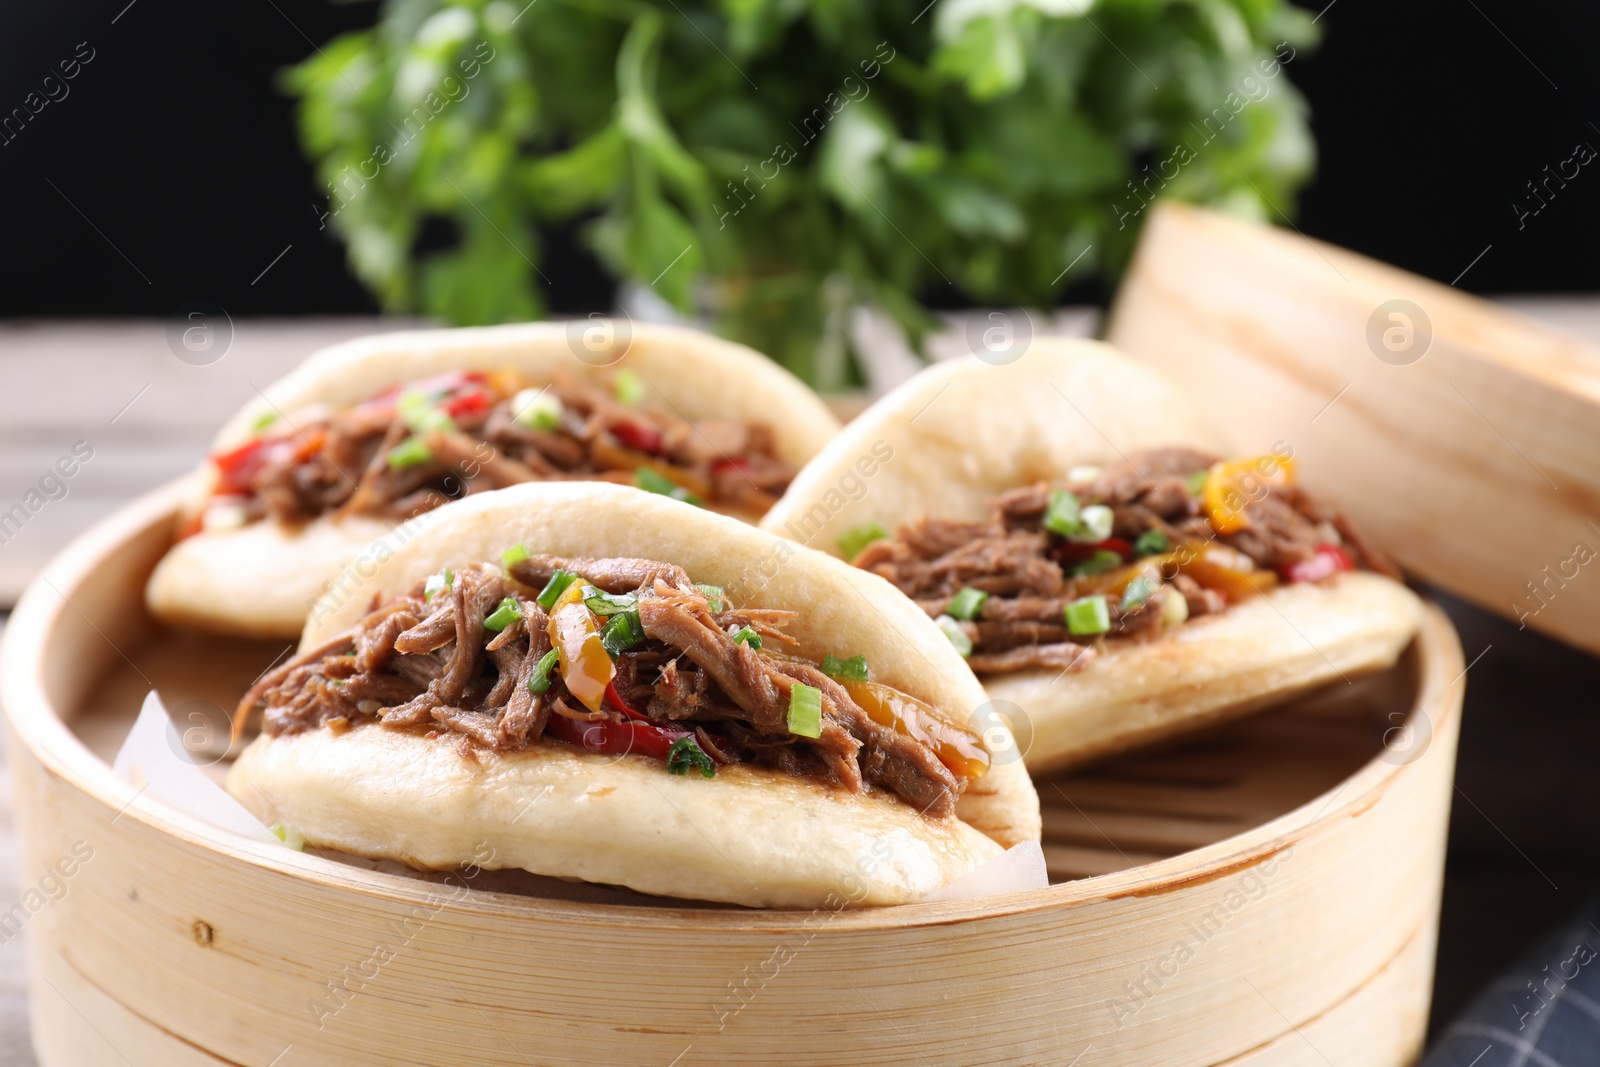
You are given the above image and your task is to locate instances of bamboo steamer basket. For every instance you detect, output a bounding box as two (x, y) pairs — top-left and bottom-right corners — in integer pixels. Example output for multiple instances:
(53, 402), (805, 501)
(2, 478), (1463, 1067)
(1105, 200), (1600, 655)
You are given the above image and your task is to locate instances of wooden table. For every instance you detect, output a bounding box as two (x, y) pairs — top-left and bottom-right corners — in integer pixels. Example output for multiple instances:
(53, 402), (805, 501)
(1, 307), (1596, 1063)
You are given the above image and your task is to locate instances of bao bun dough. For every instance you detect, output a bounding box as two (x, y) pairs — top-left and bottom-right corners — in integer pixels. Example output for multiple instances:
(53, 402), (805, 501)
(229, 483), (1041, 908)
(149, 322), (841, 638)
(760, 340), (1423, 772)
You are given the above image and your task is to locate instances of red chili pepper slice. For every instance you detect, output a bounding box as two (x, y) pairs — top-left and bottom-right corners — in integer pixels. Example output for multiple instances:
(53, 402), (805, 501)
(543, 712), (688, 762)
(604, 680), (650, 722)
(711, 457), (754, 476)
(610, 420), (664, 455)
(1278, 543), (1355, 584)
(211, 438), (270, 496)
(440, 390), (492, 418)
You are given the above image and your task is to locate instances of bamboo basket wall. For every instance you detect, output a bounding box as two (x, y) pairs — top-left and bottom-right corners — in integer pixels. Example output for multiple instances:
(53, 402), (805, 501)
(1105, 200), (1600, 655)
(1, 480), (1464, 1067)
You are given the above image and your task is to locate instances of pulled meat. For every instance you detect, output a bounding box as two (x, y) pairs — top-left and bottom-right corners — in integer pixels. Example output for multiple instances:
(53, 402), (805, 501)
(208, 369), (794, 529)
(235, 557), (976, 817)
(858, 446), (1401, 674)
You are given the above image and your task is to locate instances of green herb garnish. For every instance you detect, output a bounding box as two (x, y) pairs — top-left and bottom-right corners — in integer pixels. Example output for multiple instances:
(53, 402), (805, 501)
(483, 597), (523, 632)
(251, 411), (278, 435)
(535, 569), (578, 610)
(270, 823), (307, 851)
(1134, 529), (1171, 557)
(946, 587), (989, 621)
(1121, 575), (1157, 611)
(423, 567), (454, 602)
(395, 388), (431, 427)
(614, 368), (647, 406)
(636, 467), (702, 506)
(527, 648), (559, 695)
(838, 522), (889, 561)
(666, 736), (716, 778)
(787, 684), (823, 738)
(1043, 489), (1082, 537)
(1186, 470), (1210, 495)
(501, 542), (530, 569)
(695, 583), (725, 611)
(1074, 504), (1113, 543)
(731, 626), (762, 649)
(821, 654), (868, 681)
(1071, 550), (1124, 577)
(512, 388), (562, 431)
(936, 614), (973, 658)
(1064, 595), (1111, 636)
(584, 589), (639, 616)
(600, 611), (644, 655)
(386, 436), (434, 469)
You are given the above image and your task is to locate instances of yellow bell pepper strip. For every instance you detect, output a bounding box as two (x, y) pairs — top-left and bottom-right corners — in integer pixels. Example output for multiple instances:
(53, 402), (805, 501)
(1174, 542), (1278, 602)
(545, 581), (615, 712)
(839, 679), (990, 780)
(1204, 452), (1297, 534)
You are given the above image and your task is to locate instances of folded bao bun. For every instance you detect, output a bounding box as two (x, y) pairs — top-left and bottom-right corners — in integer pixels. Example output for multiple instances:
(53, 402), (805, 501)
(148, 322), (841, 639)
(227, 483), (1040, 909)
(759, 340), (1423, 774)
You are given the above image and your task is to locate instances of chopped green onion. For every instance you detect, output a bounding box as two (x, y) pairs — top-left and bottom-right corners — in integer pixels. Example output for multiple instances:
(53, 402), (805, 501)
(946, 586), (989, 621)
(666, 736), (717, 778)
(418, 409), (456, 434)
(484, 597), (523, 632)
(512, 388), (562, 431)
(696, 583), (725, 611)
(635, 467), (703, 506)
(251, 411), (278, 435)
(1044, 490), (1085, 537)
(501, 542), (530, 569)
(1161, 588), (1190, 626)
(386, 436), (434, 469)
(821, 654), (869, 681)
(1121, 575), (1157, 611)
(424, 567), (454, 602)
(1186, 470), (1209, 495)
(527, 648), (559, 694)
(1070, 504), (1114, 543)
(731, 626), (762, 649)
(600, 611), (644, 655)
(787, 684), (823, 738)
(1134, 529), (1171, 557)
(614, 368), (647, 406)
(396, 388), (432, 427)
(584, 589), (638, 617)
(838, 522), (889, 560)
(1071, 550), (1124, 577)
(535, 569), (578, 610)
(1064, 595), (1111, 636)
(935, 614), (972, 658)
(270, 823), (307, 851)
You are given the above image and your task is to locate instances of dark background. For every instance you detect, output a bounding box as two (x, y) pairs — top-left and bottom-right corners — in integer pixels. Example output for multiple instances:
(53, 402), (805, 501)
(3, 0), (1598, 1042)
(1, 1), (1598, 317)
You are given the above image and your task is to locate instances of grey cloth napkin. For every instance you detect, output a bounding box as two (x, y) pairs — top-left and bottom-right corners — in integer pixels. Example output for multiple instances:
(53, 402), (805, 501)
(1424, 900), (1600, 1066)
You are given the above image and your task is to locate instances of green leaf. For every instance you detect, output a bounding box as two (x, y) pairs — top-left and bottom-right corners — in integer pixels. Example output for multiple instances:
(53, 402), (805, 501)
(522, 125), (627, 216)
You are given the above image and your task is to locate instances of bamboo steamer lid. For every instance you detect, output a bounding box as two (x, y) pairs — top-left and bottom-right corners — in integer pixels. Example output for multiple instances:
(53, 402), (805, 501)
(1107, 201), (1600, 654)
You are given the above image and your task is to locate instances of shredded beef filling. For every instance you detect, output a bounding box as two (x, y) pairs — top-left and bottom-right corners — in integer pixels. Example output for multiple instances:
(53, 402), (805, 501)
(236, 556), (974, 817)
(856, 446), (1402, 674)
(210, 369), (794, 528)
